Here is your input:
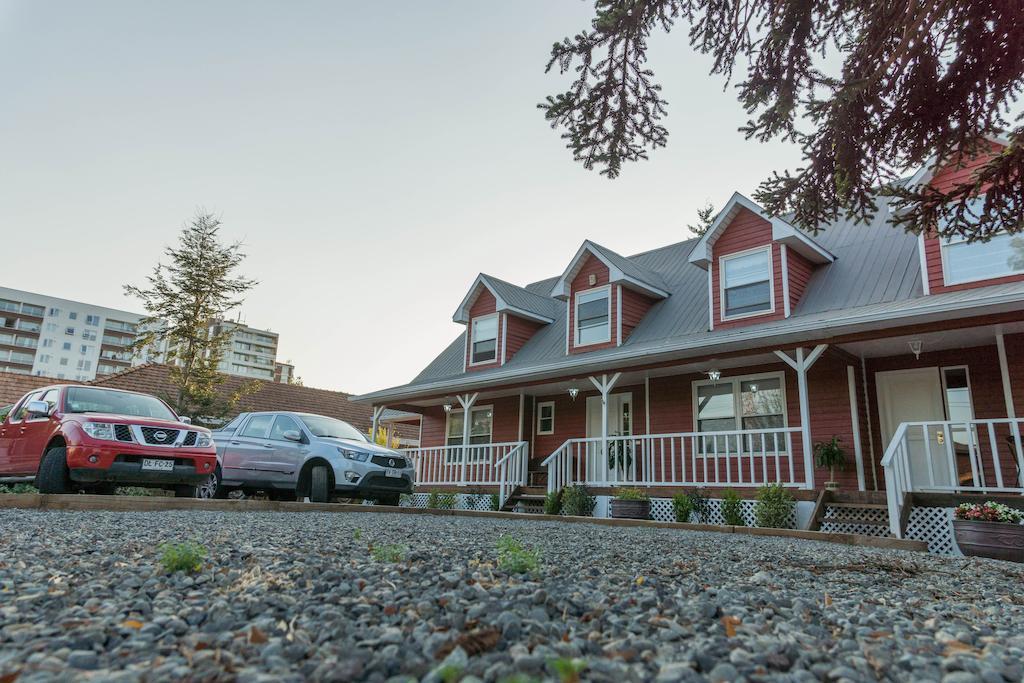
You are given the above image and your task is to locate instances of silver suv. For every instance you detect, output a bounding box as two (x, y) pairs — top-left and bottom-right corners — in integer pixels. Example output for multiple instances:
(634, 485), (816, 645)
(199, 411), (414, 504)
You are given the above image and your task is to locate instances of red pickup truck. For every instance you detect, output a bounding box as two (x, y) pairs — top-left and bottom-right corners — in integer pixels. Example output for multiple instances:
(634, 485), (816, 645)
(0, 384), (216, 495)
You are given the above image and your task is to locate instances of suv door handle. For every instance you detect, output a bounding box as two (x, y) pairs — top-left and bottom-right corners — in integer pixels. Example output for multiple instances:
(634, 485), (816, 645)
(263, 443), (274, 449)
(230, 441), (240, 445)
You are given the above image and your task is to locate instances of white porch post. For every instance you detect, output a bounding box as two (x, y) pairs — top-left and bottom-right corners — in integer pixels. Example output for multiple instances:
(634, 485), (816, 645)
(589, 373), (621, 482)
(457, 393), (478, 486)
(371, 405), (386, 443)
(996, 332), (1016, 419)
(775, 345), (828, 489)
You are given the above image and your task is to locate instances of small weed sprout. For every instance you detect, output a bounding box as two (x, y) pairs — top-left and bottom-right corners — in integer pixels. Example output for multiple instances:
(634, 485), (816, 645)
(159, 541), (207, 574)
(548, 657), (587, 683)
(497, 535), (541, 574)
(353, 528), (363, 541)
(371, 543), (407, 563)
(436, 663), (465, 683)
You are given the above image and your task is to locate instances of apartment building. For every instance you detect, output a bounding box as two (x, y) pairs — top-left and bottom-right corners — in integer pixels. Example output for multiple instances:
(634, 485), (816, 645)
(210, 320), (281, 382)
(274, 361), (295, 384)
(0, 287), (160, 381)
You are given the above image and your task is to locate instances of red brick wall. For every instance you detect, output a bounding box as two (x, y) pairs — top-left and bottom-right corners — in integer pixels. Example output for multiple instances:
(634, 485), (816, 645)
(568, 255), (619, 353)
(504, 315), (543, 363)
(464, 289), (500, 372)
(619, 287), (656, 342)
(922, 141), (1021, 293)
(710, 208), (786, 328)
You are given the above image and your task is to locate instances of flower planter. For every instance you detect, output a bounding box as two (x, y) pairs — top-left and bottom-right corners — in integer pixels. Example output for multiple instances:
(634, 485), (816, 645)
(953, 520), (1024, 563)
(610, 499), (650, 520)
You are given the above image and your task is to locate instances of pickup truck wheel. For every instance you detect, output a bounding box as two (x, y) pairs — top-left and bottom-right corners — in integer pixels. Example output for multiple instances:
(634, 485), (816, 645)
(376, 493), (401, 506)
(309, 464), (331, 503)
(37, 447), (70, 494)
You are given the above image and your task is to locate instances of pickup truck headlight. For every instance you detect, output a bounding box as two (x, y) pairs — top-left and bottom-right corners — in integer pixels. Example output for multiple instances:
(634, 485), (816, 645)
(82, 422), (116, 441)
(195, 434), (212, 448)
(338, 448), (368, 462)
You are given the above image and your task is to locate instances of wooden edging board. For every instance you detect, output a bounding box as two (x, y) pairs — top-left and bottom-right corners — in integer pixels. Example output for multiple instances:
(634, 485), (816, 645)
(0, 493), (928, 553)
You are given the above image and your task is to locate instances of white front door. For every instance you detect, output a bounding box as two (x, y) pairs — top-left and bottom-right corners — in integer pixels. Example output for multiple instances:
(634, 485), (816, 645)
(876, 368), (950, 488)
(585, 393), (633, 481)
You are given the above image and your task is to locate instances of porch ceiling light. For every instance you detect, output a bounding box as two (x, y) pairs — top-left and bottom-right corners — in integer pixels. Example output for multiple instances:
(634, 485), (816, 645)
(707, 369), (721, 382)
(442, 401), (453, 413)
(568, 387), (580, 402)
(908, 340), (923, 360)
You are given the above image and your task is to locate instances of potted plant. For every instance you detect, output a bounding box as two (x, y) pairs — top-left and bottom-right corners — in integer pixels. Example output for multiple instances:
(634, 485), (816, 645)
(610, 487), (650, 520)
(813, 436), (846, 491)
(953, 502), (1024, 563)
(607, 435), (633, 476)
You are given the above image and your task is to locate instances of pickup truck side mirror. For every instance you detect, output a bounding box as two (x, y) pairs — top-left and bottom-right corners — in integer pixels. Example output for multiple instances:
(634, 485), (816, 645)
(282, 430), (303, 443)
(26, 400), (51, 418)
(179, 416), (192, 424)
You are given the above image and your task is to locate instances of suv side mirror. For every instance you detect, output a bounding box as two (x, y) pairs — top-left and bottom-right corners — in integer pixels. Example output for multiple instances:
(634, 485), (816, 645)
(282, 430), (303, 443)
(26, 400), (50, 418)
(179, 416), (192, 424)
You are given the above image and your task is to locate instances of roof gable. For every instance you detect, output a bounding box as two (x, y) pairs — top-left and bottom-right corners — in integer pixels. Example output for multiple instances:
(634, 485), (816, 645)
(550, 240), (670, 300)
(453, 273), (560, 325)
(687, 193), (835, 268)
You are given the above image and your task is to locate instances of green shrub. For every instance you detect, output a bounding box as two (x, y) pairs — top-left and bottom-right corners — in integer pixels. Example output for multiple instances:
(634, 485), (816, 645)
(685, 487), (711, 523)
(543, 491), (562, 515)
(0, 483), (38, 494)
(753, 483), (795, 528)
(371, 543), (407, 563)
(671, 493), (693, 522)
(561, 485), (595, 517)
(615, 487), (649, 501)
(490, 493), (500, 511)
(721, 489), (745, 526)
(159, 541), (206, 574)
(427, 492), (456, 509)
(497, 535), (541, 574)
(399, 493), (414, 506)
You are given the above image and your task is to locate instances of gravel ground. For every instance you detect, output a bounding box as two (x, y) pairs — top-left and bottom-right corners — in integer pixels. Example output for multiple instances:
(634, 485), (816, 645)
(1, 509), (1023, 683)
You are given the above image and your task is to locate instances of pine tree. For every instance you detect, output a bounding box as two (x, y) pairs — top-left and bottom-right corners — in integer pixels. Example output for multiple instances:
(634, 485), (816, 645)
(126, 212), (259, 419)
(688, 201), (716, 237)
(540, 1), (1024, 240)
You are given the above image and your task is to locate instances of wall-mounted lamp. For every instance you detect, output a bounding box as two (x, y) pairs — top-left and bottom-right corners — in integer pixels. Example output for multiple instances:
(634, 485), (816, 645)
(908, 340), (923, 360)
(749, 383), (758, 393)
(442, 401), (453, 413)
(568, 387), (580, 402)
(707, 369), (721, 382)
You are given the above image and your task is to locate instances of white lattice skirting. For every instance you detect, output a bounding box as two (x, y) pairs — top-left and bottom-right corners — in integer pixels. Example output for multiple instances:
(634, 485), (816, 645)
(905, 507), (962, 556)
(818, 504), (891, 538)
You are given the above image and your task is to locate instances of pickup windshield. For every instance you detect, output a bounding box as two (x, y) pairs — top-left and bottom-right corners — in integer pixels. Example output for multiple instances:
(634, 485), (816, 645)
(299, 415), (367, 442)
(65, 387), (177, 421)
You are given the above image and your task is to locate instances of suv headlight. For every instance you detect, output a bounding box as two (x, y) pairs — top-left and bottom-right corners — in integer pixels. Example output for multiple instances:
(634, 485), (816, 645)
(195, 434), (212, 448)
(82, 422), (116, 440)
(338, 448), (368, 462)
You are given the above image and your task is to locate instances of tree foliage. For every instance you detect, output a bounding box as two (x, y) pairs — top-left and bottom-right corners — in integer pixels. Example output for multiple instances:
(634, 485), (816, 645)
(126, 212), (258, 418)
(688, 200), (716, 236)
(541, 0), (1024, 239)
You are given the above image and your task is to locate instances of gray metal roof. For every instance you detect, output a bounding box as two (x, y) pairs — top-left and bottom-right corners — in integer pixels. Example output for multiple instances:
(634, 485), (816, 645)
(586, 240), (672, 294)
(481, 274), (562, 322)
(357, 196), (1021, 403)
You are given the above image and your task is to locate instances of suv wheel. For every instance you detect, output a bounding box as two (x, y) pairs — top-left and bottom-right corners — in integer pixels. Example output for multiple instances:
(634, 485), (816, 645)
(37, 447), (70, 494)
(193, 468), (226, 499)
(309, 464), (331, 503)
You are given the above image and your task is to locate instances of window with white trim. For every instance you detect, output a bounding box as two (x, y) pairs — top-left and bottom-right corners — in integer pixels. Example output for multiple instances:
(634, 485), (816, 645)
(942, 227), (1024, 285)
(721, 248), (773, 318)
(445, 406), (493, 446)
(536, 401), (555, 435)
(693, 373), (787, 450)
(575, 286), (610, 346)
(470, 314), (498, 364)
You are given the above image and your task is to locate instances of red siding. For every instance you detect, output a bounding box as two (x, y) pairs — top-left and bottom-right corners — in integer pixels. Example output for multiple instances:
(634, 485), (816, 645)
(419, 395), (522, 449)
(504, 315), (543, 363)
(923, 141), (1020, 293)
(568, 255), (619, 353)
(465, 289), (500, 372)
(786, 248), (814, 312)
(619, 287), (656, 342)
(710, 208), (787, 328)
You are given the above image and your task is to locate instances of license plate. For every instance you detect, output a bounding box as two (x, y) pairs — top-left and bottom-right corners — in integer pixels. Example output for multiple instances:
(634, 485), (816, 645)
(141, 458), (174, 472)
(385, 468), (401, 478)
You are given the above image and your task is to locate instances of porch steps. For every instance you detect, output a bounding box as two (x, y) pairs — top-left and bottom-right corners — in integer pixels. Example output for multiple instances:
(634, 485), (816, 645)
(501, 486), (549, 513)
(812, 495), (893, 537)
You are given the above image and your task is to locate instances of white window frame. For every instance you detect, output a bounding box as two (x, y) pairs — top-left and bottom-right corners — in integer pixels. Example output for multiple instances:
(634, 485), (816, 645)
(444, 405), (494, 462)
(940, 231), (1024, 286)
(719, 246), (775, 321)
(468, 313), (499, 366)
(536, 401), (555, 435)
(691, 370), (789, 434)
(574, 284), (612, 347)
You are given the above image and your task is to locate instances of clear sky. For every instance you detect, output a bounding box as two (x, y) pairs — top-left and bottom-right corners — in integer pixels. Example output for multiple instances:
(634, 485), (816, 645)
(1, 1), (811, 394)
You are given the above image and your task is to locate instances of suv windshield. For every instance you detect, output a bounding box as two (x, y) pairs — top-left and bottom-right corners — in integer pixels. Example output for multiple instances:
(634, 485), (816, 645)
(299, 415), (367, 442)
(65, 387), (177, 421)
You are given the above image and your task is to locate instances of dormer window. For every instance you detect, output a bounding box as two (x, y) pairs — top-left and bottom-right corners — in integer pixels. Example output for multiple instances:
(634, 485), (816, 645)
(939, 199), (1024, 285)
(575, 286), (611, 346)
(470, 314), (498, 365)
(721, 247), (773, 319)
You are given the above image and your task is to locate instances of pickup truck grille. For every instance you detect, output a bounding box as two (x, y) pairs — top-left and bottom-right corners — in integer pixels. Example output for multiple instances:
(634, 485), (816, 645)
(140, 427), (180, 445)
(371, 455), (407, 469)
(114, 424), (134, 442)
(182, 431), (197, 446)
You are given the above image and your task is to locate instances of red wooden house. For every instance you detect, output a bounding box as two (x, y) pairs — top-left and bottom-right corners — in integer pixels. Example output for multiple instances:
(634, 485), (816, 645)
(353, 141), (1024, 545)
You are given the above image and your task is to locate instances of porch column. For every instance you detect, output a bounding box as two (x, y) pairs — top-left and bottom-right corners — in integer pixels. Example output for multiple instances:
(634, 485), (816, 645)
(457, 393), (478, 486)
(996, 332), (1016, 419)
(371, 405), (386, 444)
(589, 373), (621, 483)
(775, 345), (828, 489)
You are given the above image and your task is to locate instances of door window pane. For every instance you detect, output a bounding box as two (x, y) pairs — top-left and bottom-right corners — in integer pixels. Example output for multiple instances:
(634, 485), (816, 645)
(269, 415), (302, 442)
(240, 414), (274, 438)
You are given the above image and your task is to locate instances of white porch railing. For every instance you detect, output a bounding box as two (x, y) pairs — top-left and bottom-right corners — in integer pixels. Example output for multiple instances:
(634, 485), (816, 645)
(401, 441), (529, 507)
(882, 418), (1024, 538)
(541, 428), (807, 493)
